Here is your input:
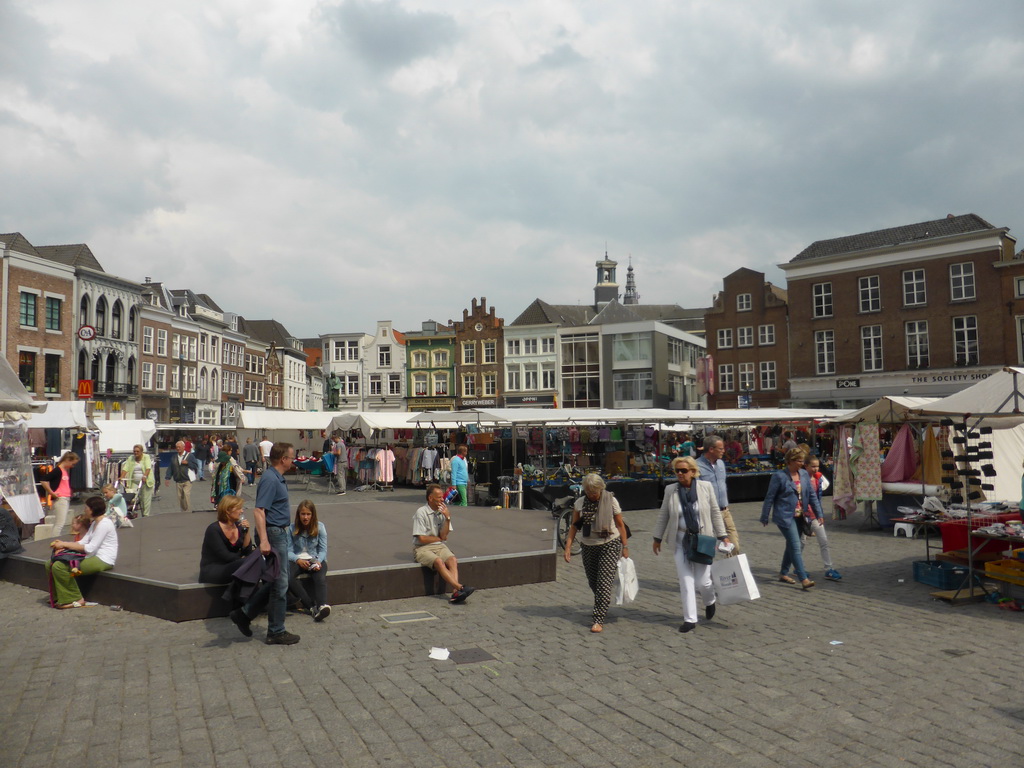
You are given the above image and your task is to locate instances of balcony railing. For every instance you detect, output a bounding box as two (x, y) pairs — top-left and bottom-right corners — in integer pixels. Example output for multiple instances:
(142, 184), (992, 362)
(93, 381), (139, 397)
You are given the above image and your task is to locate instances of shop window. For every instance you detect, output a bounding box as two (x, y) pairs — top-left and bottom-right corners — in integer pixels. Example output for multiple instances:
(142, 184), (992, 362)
(18, 351), (36, 391)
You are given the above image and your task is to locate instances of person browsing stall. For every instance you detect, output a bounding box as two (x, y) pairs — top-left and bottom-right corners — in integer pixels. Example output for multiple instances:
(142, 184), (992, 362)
(413, 484), (475, 604)
(39, 451), (79, 537)
(450, 444), (469, 506)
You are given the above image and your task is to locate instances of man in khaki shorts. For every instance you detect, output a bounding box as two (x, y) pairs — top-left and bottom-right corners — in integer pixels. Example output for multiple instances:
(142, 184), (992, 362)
(413, 484), (475, 604)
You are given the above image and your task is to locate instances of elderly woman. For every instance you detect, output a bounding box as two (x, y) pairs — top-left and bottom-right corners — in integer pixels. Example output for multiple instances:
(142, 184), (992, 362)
(211, 448), (246, 506)
(45, 496), (118, 609)
(761, 448), (821, 590)
(199, 495), (255, 584)
(39, 451), (79, 536)
(119, 444), (155, 517)
(653, 456), (730, 633)
(562, 473), (630, 633)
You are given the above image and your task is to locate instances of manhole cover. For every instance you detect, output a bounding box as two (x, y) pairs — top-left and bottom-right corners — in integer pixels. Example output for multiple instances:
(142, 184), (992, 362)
(380, 611), (438, 624)
(941, 649), (973, 657)
(449, 648), (496, 665)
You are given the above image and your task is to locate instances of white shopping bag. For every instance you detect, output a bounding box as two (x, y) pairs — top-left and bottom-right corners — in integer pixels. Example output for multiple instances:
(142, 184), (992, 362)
(615, 556), (638, 606)
(710, 553), (760, 605)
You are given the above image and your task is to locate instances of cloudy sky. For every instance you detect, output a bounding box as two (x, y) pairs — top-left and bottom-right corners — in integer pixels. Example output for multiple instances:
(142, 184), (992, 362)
(3, 0), (1023, 338)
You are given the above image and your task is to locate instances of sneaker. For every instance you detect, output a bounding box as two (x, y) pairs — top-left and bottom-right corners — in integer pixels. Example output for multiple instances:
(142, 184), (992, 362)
(266, 631), (300, 645)
(336, 491), (346, 496)
(314, 605), (331, 622)
(229, 608), (253, 637)
(450, 586), (475, 604)
(825, 569), (843, 581)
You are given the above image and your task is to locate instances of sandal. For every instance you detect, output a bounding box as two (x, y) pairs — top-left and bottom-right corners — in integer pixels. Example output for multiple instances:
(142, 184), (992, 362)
(779, 574), (796, 584)
(57, 599), (87, 609)
(590, 623), (603, 633)
(801, 579), (816, 590)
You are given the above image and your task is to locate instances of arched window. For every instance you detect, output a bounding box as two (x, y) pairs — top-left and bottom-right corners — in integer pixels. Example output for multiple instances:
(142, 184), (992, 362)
(90, 353), (101, 384)
(111, 300), (123, 340)
(95, 297), (107, 337)
(105, 353), (117, 385)
(128, 306), (137, 342)
(210, 369), (219, 400)
(127, 356), (136, 390)
(80, 295), (90, 326)
(199, 368), (208, 400)
(78, 349), (88, 381)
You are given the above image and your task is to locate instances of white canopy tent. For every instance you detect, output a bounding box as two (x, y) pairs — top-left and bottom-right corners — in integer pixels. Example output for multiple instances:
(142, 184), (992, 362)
(0, 357), (47, 524)
(826, 396), (938, 423)
(95, 419), (157, 453)
(0, 356), (46, 419)
(23, 400), (96, 430)
(407, 407), (849, 427)
(234, 411), (337, 456)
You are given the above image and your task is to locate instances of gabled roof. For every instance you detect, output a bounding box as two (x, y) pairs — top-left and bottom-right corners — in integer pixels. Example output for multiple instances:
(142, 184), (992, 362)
(35, 243), (104, 271)
(0, 232), (42, 258)
(196, 293), (223, 312)
(392, 329), (406, 346)
(244, 319), (296, 347)
(510, 299), (596, 327)
(589, 299), (643, 325)
(791, 213), (999, 263)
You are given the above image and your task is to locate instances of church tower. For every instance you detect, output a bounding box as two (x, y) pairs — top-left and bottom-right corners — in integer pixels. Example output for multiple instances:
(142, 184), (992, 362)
(594, 252), (619, 309)
(623, 256), (639, 305)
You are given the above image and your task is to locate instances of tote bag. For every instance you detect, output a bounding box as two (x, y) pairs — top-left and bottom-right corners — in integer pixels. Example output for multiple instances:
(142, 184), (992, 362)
(710, 554), (760, 605)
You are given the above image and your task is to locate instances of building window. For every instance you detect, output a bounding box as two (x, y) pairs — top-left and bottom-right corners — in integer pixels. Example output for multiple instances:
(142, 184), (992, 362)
(906, 321), (929, 368)
(560, 332), (600, 408)
(738, 362), (754, 392)
(613, 332), (651, 362)
(368, 375), (382, 395)
(524, 364), (538, 390)
(388, 374), (401, 395)
(903, 269), (926, 306)
(758, 324), (775, 346)
(859, 275), (881, 313)
(344, 374), (359, 395)
(506, 339), (521, 356)
(462, 342), (476, 365)
(157, 329), (167, 356)
(95, 297), (107, 336)
(483, 373), (496, 396)
(155, 364), (166, 390)
(861, 325), (883, 372)
(717, 328), (733, 349)
(521, 338), (536, 355)
(346, 340), (359, 360)
(737, 327), (753, 347)
(18, 351), (36, 391)
(45, 297), (62, 331)
(812, 283), (833, 318)
(950, 262), (976, 301)
(613, 371), (653, 402)
(718, 364), (734, 392)
(19, 292), (37, 327)
(413, 373), (427, 396)
(172, 334), (181, 360)
(668, 338), (684, 366)
(128, 307), (137, 342)
(542, 363), (556, 389)
(736, 293), (752, 312)
(462, 375), (476, 397)
(142, 362), (153, 390)
(111, 301), (122, 339)
(412, 350), (428, 368)
(760, 361), (777, 390)
(378, 346), (391, 367)
(953, 316), (979, 365)
(815, 330), (835, 374)
(1016, 277), (1024, 299)
(483, 340), (496, 363)
(507, 366), (521, 391)
(542, 337), (556, 353)
(433, 373), (448, 396)
(432, 350), (449, 368)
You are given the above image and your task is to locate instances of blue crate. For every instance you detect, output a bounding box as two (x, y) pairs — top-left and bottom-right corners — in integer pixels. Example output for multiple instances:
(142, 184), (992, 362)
(912, 560), (982, 590)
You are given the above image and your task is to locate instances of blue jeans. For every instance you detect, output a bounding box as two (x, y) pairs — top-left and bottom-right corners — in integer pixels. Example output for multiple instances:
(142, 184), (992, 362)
(778, 521), (809, 581)
(243, 526), (290, 636)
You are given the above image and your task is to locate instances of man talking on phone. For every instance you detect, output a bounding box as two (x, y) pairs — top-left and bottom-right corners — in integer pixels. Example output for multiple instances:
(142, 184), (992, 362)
(412, 484), (475, 603)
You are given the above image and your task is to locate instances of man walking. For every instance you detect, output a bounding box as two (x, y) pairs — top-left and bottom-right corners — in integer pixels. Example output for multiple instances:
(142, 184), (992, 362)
(230, 442), (300, 645)
(332, 433), (347, 495)
(413, 484), (475, 603)
(259, 435), (273, 470)
(165, 441), (200, 513)
(697, 435), (740, 555)
(450, 445), (469, 506)
(241, 437), (261, 485)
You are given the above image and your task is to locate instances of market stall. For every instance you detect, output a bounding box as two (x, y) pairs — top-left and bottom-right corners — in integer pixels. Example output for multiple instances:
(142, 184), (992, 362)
(24, 400), (100, 491)
(0, 356), (48, 528)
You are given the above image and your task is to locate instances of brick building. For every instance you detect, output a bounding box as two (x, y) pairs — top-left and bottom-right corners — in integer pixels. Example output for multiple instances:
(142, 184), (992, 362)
(704, 268), (789, 409)
(453, 297), (503, 410)
(1, 233), (76, 401)
(781, 213), (1022, 407)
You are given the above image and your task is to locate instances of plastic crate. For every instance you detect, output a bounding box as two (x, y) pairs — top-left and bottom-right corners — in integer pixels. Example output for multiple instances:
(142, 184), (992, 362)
(912, 560), (981, 590)
(984, 559), (1024, 587)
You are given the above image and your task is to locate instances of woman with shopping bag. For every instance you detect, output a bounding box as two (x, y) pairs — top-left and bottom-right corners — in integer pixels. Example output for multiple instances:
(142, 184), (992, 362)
(652, 456), (730, 634)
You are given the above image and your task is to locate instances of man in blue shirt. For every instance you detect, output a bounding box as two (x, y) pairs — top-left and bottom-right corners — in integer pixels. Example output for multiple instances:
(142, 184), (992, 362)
(230, 442), (300, 645)
(697, 435), (740, 555)
(450, 445), (469, 506)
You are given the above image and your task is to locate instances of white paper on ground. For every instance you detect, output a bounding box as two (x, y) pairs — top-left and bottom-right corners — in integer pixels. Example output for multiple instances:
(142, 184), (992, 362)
(428, 647), (450, 661)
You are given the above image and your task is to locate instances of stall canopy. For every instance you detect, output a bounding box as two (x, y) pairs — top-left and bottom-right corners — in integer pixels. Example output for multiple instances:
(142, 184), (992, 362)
(95, 419), (157, 453)
(24, 400), (96, 430)
(409, 407), (849, 426)
(0, 356), (46, 417)
(828, 396), (937, 423)
(236, 411), (336, 431)
(913, 367), (1024, 426)
(327, 411), (465, 434)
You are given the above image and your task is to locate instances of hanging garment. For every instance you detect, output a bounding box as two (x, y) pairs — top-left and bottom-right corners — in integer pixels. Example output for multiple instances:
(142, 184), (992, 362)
(832, 425), (856, 520)
(852, 424), (883, 502)
(376, 449), (396, 483)
(881, 423), (918, 483)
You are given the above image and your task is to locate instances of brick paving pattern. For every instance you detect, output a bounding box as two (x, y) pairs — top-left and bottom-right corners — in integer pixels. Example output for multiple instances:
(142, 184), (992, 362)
(2, 482), (1021, 767)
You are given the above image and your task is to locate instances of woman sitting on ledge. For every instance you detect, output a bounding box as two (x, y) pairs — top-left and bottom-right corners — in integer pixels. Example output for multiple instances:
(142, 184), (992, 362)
(199, 495), (255, 584)
(46, 496), (118, 609)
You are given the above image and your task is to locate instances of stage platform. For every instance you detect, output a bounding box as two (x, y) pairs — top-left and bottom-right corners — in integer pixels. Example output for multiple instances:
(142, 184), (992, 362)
(0, 486), (558, 622)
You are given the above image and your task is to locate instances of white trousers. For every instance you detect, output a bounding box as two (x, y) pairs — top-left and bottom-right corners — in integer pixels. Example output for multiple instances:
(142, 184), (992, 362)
(674, 530), (715, 624)
(51, 496), (71, 536)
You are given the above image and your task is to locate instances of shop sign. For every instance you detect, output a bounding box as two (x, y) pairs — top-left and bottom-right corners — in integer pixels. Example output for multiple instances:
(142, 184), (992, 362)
(77, 325), (96, 341)
(504, 394), (555, 406)
(836, 378), (861, 389)
(77, 379), (93, 399)
(460, 398), (496, 407)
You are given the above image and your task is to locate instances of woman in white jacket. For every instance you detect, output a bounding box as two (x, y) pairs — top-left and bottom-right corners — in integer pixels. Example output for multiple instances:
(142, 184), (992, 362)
(652, 456), (730, 633)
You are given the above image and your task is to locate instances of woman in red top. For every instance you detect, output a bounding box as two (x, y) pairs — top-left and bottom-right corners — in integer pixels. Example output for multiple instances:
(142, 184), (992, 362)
(40, 452), (79, 537)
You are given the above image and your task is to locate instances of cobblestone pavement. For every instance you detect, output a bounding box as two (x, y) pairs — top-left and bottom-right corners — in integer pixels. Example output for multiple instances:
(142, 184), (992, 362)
(3, 484), (1022, 768)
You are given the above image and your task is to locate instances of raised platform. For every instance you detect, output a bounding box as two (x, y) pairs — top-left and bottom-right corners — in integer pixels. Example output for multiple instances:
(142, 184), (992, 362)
(0, 492), (558, 622)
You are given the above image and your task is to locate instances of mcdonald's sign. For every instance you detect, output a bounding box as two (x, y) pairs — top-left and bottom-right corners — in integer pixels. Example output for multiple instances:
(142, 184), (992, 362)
(77, 379), (94, 399)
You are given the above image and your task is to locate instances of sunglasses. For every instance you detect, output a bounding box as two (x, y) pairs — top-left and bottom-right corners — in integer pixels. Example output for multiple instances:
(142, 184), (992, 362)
(674, 468), (694, 474)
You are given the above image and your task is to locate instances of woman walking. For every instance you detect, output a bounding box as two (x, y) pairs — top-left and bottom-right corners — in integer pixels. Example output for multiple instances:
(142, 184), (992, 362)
(761, 448), (822, 590)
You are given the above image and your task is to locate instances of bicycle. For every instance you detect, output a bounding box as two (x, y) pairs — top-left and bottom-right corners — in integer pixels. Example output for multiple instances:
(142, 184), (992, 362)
(552, 484), (583, 555)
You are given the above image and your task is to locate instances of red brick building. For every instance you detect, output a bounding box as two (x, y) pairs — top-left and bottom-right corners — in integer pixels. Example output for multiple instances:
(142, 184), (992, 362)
(453, 297), (504, 410)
